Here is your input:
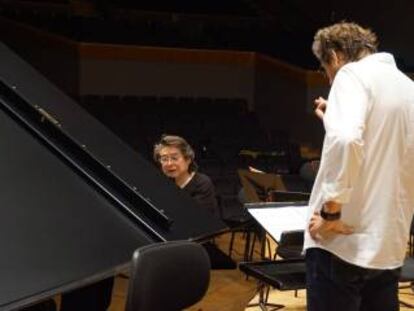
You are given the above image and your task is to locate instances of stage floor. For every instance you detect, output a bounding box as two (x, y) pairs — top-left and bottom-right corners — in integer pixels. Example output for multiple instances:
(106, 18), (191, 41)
(49, 232), (414, 311)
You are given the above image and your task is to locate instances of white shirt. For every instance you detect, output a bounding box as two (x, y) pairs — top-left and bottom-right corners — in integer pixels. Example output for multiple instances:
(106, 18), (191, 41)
(304, 53), (414, 269)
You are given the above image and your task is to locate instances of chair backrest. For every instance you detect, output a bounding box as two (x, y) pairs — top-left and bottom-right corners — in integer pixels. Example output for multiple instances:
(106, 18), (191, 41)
(125, 241), (211, 311)
(267, 190), (310, 203)
(279, 230), (304, 247)
(400, 257), (414, 282)
(409, 217), (414, 256)
(276, 230), (305, 259)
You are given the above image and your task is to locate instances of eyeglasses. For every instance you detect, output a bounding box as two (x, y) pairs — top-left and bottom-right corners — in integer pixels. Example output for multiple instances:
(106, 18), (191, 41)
(159, 154), (183, 164)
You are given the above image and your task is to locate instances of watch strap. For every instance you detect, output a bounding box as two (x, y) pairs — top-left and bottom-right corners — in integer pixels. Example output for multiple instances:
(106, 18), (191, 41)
(320, 209), (341, 221)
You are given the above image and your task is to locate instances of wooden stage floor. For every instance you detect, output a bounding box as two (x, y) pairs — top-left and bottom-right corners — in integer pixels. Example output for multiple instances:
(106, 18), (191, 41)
(70, 232), (414, 311)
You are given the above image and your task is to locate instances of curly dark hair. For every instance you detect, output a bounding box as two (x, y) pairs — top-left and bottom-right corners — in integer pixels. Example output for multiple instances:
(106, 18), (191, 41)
(312, 22), (378, 64)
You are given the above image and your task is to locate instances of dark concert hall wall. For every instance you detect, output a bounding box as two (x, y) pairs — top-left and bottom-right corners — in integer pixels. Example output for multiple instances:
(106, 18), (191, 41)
(0, 17), (79, 97)
(78, 50), (255, 108)
(0, 15), (329, 147)
(331, 1), (414, 71)
(253, 55), (328, 148)
(79, 48), (327, 147)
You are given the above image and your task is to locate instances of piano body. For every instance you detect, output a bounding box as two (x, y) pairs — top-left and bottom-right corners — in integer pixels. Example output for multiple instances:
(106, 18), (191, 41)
(0, 42), (226, 310)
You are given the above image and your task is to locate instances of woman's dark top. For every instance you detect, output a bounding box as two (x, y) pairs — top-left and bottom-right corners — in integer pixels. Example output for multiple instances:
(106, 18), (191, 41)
(182, 172), (218, 216)
(183, 172), (236, 269)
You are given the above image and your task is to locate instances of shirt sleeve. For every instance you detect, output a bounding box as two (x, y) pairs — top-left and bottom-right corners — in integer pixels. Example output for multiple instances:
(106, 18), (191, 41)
(321, 66), (370, 204)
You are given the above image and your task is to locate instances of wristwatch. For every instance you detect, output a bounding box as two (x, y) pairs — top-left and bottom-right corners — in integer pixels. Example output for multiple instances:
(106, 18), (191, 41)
(320, 207), (341, 221)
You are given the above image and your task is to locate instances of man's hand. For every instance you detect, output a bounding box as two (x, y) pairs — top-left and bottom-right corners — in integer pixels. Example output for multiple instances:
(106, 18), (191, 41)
(309, 212), (354, 241)
(314, 97), (327, 120)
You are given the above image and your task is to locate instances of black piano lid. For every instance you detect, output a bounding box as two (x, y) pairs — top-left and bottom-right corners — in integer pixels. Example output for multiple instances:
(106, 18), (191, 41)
(0, 42), (226, 309)
(0, 41), (226, 241)
(0, 102), (153, 309)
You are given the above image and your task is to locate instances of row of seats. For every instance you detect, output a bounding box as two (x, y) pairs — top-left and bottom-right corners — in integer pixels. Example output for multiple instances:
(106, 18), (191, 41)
(79, 95), (248, 115)
(111, 0), (256, 16)
(0, 4), (317, 69)
(17, 0), (68, 3)
(5, 4), (414, 71)
(78, 94), (299, 169)
(77, 94), (307, 238)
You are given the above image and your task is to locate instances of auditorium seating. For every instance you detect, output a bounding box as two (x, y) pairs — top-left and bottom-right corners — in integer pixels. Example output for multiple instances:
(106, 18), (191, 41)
(77, 94), (308, 240)
(0, 1), (316, 69)
(113, 0), (256, 16)
(0, 2), (312, 236)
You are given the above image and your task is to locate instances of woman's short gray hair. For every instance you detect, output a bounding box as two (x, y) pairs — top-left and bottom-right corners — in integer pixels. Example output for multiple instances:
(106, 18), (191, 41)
(153, 134), (198, 172)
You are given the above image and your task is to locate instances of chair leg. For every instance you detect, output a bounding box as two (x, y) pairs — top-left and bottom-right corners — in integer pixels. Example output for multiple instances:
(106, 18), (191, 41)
(244, 230), (252, 261)
(245, 282), (284, 311)
(265, 285), (270, 302)
(400, 300), (414, 308)
(399, 282), (414, 308)
(249, 232), (257, 261)
(228, 231), (236, 257)
(265, 237), (272, 259)
(259, 235), (268, 260)
(242, 231), (253, 281)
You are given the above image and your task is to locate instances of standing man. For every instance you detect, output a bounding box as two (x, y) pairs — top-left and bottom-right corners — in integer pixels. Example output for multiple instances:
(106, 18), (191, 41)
(304, 22), (414, 311)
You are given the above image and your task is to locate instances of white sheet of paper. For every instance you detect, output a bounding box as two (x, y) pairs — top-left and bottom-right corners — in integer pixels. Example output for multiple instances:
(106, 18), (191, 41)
(248, 205), (308, 242)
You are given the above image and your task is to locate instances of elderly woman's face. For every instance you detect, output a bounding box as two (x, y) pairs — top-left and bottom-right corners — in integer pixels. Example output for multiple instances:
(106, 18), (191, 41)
(158, 146), (191, 180)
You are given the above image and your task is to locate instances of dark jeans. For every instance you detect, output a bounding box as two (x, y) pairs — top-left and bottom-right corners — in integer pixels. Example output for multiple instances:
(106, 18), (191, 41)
(306, 248), (400, 311)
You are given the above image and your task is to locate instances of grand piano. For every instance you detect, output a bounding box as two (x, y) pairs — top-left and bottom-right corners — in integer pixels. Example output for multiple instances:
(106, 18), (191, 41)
(0, 42), (227, 310)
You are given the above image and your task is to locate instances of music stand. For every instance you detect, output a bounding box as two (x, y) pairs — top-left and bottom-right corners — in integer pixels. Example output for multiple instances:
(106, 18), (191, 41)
(245, 201), (307, 243)
(267, 191), (310, 203)
(239, 202), (307, 310)
(239, 259), (306, 310)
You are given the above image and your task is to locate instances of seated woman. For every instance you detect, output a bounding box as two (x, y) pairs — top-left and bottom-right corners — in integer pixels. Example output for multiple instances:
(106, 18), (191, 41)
(153, 135), (218, 216)
(154, 135), (235, 269)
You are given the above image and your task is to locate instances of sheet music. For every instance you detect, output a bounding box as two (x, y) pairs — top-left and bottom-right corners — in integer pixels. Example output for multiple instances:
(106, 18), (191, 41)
(248, 205), (308, 241)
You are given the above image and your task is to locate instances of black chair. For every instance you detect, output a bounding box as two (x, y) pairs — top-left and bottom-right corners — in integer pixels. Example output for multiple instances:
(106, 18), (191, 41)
(272, 230), (305, 300)
(125, 241), (211, 311)
(399, 257), (414, 308)
(267, 190), (310, 204)
(217, 193), (259, 261)
(399, 217), (414, 308)
(408, 217), (414, 257)
(239, 259), (306, 310)
(274, 230), (304, 260)
(248, 213), (305, 262)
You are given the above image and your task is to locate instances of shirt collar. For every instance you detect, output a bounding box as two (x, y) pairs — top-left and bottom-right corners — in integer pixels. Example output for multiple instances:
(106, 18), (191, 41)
(361, 52), (396, 67)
